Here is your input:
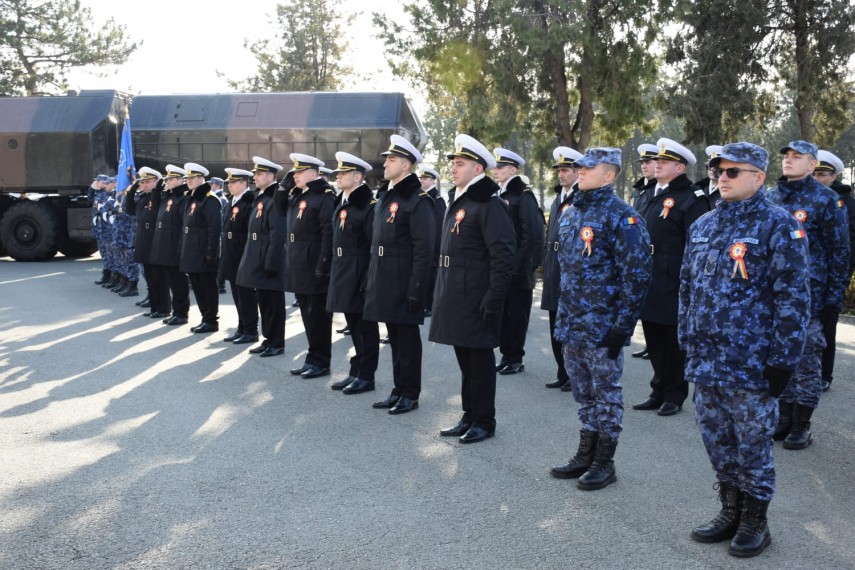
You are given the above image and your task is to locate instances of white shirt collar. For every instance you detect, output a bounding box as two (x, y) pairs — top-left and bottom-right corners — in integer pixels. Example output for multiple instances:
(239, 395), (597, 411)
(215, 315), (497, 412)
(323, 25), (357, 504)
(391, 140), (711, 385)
(231, 188), (250, 205)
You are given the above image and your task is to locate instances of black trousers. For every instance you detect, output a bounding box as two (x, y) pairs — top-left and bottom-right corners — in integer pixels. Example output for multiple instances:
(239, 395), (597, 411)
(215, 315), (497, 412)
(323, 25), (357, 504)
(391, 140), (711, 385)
(228, 280), (258, 336)
(295, 293), (332, 368)
(257, 289), (285, 348)
(821, 312), (839, 382)
(499, 287), (534, 362)
(145, 264), (171, 315)
(549, 310), (569, 382)
(424, 265), (438, 310)
(642, 320), (688, 405)
(188, 273), (219, 324)
(386, 323), (422, 400)
(344, 313), (379, 381)
(454, 346), (497, 431)
(164, 264), (190, 318)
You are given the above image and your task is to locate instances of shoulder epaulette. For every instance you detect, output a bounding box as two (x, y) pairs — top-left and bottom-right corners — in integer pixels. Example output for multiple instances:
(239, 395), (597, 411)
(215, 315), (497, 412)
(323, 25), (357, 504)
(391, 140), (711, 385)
(369, 198), (377, 205)
(324, 189), (334, 194)
(418, 191), (429, 197)
(694, 189), (706, 198)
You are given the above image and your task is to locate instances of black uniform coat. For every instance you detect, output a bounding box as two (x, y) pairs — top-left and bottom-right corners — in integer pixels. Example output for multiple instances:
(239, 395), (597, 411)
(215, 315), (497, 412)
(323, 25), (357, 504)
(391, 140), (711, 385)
(429, 176), (516, 348)
(830, 178), (855, 275)
(218, 190), (255, 282)
(284, 178), (336, 294)
(363, 173), (435, 325)
(640, 173), (709, 325)
(541, 184), (575, 312)
(125, 180), (161, 264)
(500, 176), (545, 290)
(326, 183), (375, 313)
(179, 183), (222, 274)
(427, 186), (446, 268)
(631, 177), (656, 214)
(236, 184), (287, 291)
(149, 184), (189, 267)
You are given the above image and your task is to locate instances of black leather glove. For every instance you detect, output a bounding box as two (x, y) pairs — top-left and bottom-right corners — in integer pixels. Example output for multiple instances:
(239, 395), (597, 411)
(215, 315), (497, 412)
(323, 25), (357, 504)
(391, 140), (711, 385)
(407, 296), (422, 313)
(820, 305), (839, 326)
(315, 271), (329, 286)
(763, 365), (793, 397)
(599, 329), (628, 359)
(279, 170), (296, 193)
(480, 306), (498, 329)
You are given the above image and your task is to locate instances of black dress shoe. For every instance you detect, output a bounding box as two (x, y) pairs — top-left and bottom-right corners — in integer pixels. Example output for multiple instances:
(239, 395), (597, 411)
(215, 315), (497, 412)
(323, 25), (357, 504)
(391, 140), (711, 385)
(232, 334), (259, 344)
(389, 397), (418, 415)
(499, 362), (525, 375)
(259, 347), (285, 357)
(331, 376), (355, 390)
(248, 344), (268, 354)
(336, 326), (350, 334)
(193, 322), (218, 334)
(495, 358), (509, 372)
(545, 377), (569, 389)
(459, 426), (494, 444)
(290, 364), (311, 376)
(379, 336), (390, 344)
(822, 378), (832, 392)
(135, 296), (149, 307)
(560, 383), (574, 392)
(223, 332), (242, 342)
(657, 402), (682, 416)
(139, 298), (151, 308)
(373, 394), (400, 409)
(164, 316), (188, 325)
(632, 396), (663, 411)
(423, 309), (432, 317)
(343, 378), (375, 394)
(440, 422), (471, 437)
(301, 365), (330, 379)
(141, 311), (152, 317)
(149, 312), (169, 319)
(631, 347), (649, 358)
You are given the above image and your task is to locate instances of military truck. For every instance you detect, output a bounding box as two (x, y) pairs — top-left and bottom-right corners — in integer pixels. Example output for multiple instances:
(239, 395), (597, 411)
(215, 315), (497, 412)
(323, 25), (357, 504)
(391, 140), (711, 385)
(0, 90), (425, 261)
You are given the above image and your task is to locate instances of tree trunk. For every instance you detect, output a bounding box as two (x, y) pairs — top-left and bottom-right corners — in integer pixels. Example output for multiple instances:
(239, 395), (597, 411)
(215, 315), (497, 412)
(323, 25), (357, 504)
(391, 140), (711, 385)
(792, 0), (814, 140)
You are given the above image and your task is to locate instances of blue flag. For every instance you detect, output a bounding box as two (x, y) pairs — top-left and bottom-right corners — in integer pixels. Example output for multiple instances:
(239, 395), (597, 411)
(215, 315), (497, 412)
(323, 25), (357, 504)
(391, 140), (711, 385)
(117, 117), (136, 193)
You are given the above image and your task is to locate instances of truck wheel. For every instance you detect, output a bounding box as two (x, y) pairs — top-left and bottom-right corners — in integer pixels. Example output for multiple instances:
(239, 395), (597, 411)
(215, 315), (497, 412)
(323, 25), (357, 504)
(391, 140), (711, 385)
(59, 239), (98, 258)
(0, 201), (61, 261)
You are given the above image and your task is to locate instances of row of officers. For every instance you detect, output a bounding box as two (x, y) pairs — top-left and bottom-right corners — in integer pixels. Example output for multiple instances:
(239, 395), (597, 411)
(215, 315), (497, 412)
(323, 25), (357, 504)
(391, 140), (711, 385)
(88, 132), (852, 559)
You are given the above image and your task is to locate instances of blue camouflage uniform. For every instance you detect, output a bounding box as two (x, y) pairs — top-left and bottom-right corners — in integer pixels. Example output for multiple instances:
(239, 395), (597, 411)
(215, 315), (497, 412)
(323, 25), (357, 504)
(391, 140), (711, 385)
(765, 142), (849, 410)
(100, 188), (119, 274)
(679, 142), (810, 501)
(555, 149), (653, 441)
(112, 189), (139, 282)
(91, 184), (110, 268)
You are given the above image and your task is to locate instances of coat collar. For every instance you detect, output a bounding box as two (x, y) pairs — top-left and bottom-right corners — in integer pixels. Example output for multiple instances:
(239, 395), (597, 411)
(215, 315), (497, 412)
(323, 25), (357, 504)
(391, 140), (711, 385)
(383, 172), (421, 199)
(462, 175), (500, 202)
(341, 183), (373, 208)
(191, 183), (211, 201)
(500, 175), (526, 196)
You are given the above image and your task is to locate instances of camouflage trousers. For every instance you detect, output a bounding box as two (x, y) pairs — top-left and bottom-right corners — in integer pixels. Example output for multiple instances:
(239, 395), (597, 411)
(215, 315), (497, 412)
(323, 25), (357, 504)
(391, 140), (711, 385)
(116, 248), (139, 280)
(695, 384), (777, 501)
(99, 239), (118, 272)
(562, 343), (623, 440)
(781, 317), (825, 409)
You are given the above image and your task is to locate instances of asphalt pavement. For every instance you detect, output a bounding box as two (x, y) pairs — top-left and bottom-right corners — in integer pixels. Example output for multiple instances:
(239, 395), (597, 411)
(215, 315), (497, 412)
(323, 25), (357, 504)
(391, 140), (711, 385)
(1, 256), (854, 569)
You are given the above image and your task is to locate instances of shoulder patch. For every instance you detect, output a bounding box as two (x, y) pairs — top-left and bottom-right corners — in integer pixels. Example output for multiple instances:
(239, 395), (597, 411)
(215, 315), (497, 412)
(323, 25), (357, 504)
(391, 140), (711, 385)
(790, 229), (806, 240)
(623, 216), (639, 225)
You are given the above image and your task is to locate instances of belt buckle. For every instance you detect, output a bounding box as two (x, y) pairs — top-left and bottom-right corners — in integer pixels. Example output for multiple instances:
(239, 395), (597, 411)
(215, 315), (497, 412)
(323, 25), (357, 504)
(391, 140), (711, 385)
(158, 222), (162, 228)
(443, 255), (450, 268)
(145, 223), (150, 229)
(228, 231), (232, 239)
(184, 227), (188, 234)
(378, 245), (384, 256)
(337, 247), (343, 257)
(252, 233), (257, 241)
(553, 242), (559, 251)
(290, 233), (295, 243)
(650, 244), (655, 255)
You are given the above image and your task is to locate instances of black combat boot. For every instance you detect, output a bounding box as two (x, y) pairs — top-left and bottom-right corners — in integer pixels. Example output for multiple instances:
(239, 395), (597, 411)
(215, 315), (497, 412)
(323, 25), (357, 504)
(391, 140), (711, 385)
(783, 404), (814, 450)
(102, 272), (119, 288)
(728, 495), (771, 557)
(94, 269), (111, 285)
(577, 436), (617, 490)
(691, 482), (742, 543)
(550, 430), (598, 479)
(773, 400), (793, 441)
(111, 276), (128, 293)
(120, 280), (139, 297)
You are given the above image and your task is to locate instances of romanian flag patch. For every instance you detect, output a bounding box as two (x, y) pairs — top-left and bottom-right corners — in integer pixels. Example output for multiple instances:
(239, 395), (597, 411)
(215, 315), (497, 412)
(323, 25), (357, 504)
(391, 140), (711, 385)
(790, 229), (806, 239)
(624, 216), (638, 225)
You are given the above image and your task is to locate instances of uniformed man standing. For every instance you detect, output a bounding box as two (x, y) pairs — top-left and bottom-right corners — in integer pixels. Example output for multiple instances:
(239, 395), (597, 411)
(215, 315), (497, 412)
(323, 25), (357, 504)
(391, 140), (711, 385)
(430, 134), (515, 442)
(549, 148), (652, 489)
(633, 138), (710, 416)
(493, 148), (544, 376)
(541, 146), (583, 389)
(629, 143), (658, 360)
(220, 168), (259, 344)
(100, 178), (121, 291)
(125, 167), (170, 318)
(680, 142), (810, 558)
(90, 174), (112, 285)
(327, 152), (380, 394)
(697, 145), (724, 209)
(210, 176), (228, 295)
(237, 157), (287, 354)
(282, 153), (336, 376)
(419, 165), (445, 317)
(112, 177), (140, 297)
(813, 149), (855, 392)
(364, 134), (435, 415)
(766, 141), (850, 449)
(179, 163), (222, 333)
(150, 165), (190, 325)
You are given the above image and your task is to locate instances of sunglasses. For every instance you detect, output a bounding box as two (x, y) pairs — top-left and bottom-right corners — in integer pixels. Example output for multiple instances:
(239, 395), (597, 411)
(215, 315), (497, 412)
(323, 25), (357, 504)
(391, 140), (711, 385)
(711, 166), (761, 179)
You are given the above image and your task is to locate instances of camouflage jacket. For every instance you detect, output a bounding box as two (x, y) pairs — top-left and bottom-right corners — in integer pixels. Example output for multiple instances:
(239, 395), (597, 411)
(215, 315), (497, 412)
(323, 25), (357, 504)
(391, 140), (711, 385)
(679, 190), (810, 389)
(766, 175), (850, 314)
(555, 184), (652, 346)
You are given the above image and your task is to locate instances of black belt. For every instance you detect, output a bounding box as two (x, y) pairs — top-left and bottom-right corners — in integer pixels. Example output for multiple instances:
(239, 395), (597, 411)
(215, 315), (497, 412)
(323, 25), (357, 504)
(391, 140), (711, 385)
(438, 255), (488, 268)
(251, 233), (270, 241)
(290, 233), (321, 243)
(547, 241), (559, 251)
(336, 247), (367, 257)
